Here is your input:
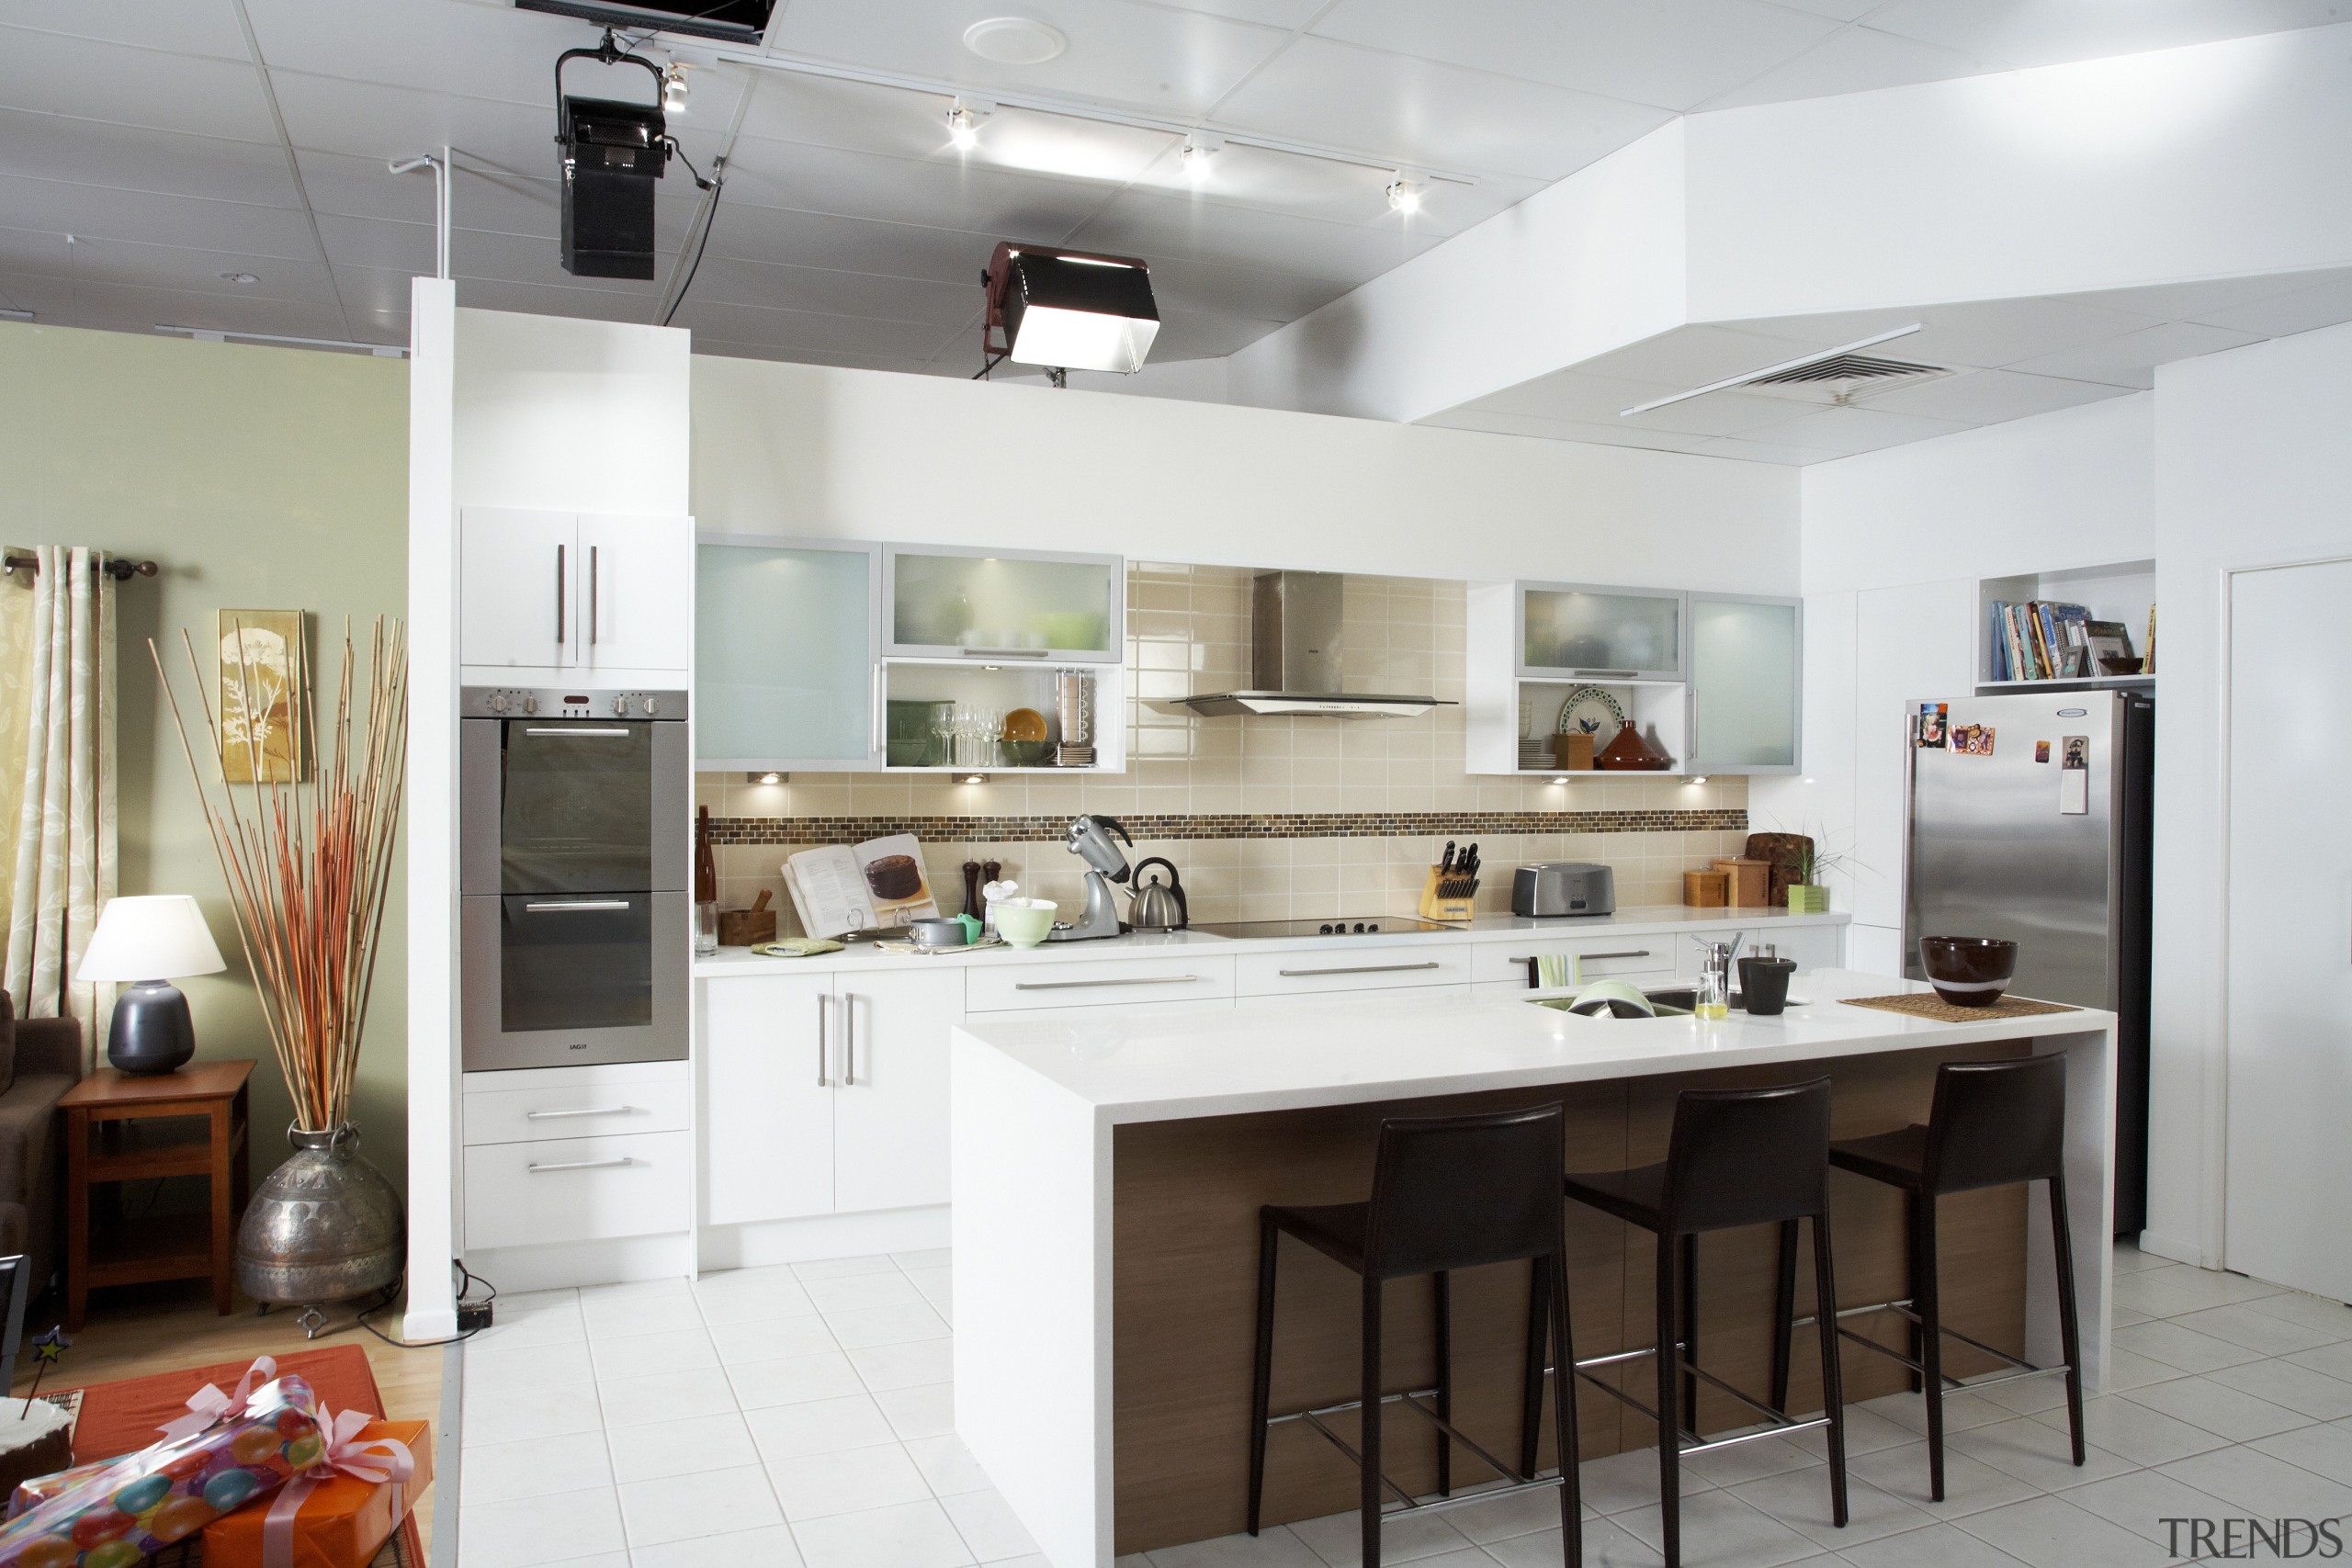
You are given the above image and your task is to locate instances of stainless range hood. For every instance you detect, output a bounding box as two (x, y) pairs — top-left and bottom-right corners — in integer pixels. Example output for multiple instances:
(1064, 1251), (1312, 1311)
(1179, 571), (1454, 719)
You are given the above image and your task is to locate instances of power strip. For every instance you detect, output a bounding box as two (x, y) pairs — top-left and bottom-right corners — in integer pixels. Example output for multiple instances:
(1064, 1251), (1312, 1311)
(457, 1300), (494, 1334)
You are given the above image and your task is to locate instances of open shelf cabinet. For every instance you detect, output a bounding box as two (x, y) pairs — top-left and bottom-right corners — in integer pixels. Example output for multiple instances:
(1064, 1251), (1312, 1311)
(1976, 558), (2154, 694)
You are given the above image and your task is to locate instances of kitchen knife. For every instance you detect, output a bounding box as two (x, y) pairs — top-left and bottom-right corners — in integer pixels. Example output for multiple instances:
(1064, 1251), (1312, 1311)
(1441, 840), (1455, 874)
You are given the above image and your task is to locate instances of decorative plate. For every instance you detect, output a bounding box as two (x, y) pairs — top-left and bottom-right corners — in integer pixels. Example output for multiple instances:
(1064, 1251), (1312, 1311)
(1555, 684), (1626, 743)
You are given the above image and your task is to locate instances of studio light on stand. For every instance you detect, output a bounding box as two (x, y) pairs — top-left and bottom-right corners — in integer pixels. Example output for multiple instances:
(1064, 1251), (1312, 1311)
(977, 242), (1159, 383)
(74, 894), (228, 1076)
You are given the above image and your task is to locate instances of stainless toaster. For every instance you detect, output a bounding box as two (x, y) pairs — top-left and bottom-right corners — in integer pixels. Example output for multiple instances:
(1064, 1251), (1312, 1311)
(1512, 862), (1616, 918)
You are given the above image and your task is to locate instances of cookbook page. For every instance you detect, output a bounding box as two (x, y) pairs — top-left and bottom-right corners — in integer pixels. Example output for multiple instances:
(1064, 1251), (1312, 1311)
(783, 845), (876, 938)
(852, 833), (939, 928)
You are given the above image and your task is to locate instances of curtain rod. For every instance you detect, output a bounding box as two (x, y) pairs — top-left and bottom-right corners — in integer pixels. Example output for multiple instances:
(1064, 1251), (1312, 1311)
(2, 554), (160, 582)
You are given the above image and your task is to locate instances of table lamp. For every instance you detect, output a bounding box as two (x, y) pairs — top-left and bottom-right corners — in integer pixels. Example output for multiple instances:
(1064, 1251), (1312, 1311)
(73, 895), (228, 1075)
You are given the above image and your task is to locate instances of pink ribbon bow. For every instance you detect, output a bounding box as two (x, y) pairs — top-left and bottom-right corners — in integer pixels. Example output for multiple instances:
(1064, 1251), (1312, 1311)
(155, 1355), (279, 1441)
(260, 1404), (417, 1568)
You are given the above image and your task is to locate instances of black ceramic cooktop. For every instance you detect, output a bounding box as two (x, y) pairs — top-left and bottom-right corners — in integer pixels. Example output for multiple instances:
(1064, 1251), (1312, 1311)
(1190, 916), (1463, 939)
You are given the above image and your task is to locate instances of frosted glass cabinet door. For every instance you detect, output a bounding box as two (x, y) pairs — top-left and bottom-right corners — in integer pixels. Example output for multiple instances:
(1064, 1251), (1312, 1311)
(1519, 583), (1684, 679)
(886, 546), (1121, 662)
(1687, 593), (1801, 773)
(696, 538), (879, 769)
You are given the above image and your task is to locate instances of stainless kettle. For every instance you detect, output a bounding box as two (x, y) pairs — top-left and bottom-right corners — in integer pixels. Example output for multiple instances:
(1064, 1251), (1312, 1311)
(1127, 857), (1189, 931)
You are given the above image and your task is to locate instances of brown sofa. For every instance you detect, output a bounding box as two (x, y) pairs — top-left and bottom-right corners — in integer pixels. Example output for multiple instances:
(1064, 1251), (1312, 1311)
(0, 993), (83, 1292)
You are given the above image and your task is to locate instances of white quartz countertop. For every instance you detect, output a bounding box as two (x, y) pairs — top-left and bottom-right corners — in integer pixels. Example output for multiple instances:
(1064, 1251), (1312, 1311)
(951, 968), (2114, 1125)
(694, 902), (1848, 977)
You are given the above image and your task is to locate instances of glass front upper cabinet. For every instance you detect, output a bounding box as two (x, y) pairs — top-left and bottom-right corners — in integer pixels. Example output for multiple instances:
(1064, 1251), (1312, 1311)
(695, 536), (880, 770)
(1686, 592), (1801, 773)
(1517, 582), (1686, 680)
(884, 546), (1122, 663)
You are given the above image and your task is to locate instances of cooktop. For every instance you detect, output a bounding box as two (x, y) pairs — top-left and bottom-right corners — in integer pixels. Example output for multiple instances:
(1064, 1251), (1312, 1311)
(1191, 916), (1463, 939)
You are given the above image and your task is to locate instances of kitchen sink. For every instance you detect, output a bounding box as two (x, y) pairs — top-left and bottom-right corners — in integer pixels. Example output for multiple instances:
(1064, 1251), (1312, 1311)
(1529, 984), (1804, 1018)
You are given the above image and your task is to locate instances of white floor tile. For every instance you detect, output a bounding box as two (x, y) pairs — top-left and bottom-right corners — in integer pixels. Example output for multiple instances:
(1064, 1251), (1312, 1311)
(1848, 1441), (2037, 1517)
(464, 1339), (594, 1391)
(894, 1247), (953, 1270)
(1837, 1519), (2035, 1568)
(1945, 1416), (2134, 1493)
(2086, 1346), (2182, 1393)
(459, 1430), (615, 1506)
(827, 1300), (953, 1349)
(695, 1279), (823, 1326)
(1951, 1493), (2170, 1568)
(746, 1393), (902, 1462)
(2171, 1301), (2345, 1357)
(805, 1271), (927, 1313)
(458, 1485), (627, 1567)
(2120, 1373), (2312, 1443)
(593, 1365), (740, 1427)
(1143, 1525), (1324, 1566)
(2109, 1245), (2168, 1275)
(2157, 1441), (2352, 1519)
(1781, 1401), (1917, 1459)
(605, 1411), (760, 1483)
(629, 1523), (806, 1568)
(2249, 1418), (2352, 1486)
(588, 1325), (718, 1380)
(581, 1274), (694, 1303)
(1610, 1489), (1822, 1568)
(2027, 1393), (2226, 1469)
(904, 1432), (995, 1498)
(710, 1313), (839, 1364)
(1678, 1434), (1817, 1489)
(768, 1440), (933, 1520)
(616, 1461), (785, 1548)
(1726, 1469), (1934, 1548)
(582, 1290), (702, 1341)
(465, 1288), (583, 1350)
(1286, 1504), (1476, 1565)
(791, 1497), (978, 1568)
(729, 1349), (867, 1411)
(2243, 1290), (2352, 1339)
(2058, 1468), (2235, 1545)
(2109, 1317), (2265, 1374)
(2110, 1267), (2286, 1319)
(2287, 1338), (2352, 1383)
(943, 1487), (1043, 1562)
(876, 1380), (956, 1440)
(1487, 1515), (1660, 1567)
(1868, 1388), (2029, 1439)
(908, 1264), (955, 1316)
(795, 1254), (901, 1280)
(459, 1377), (605, 1448)
(1574, 1448), (1713, 1517)
(851, 1337), (956, 1392)
(1443, 1479), (1578, 1544)
(2206, 1354), (2352, 1420)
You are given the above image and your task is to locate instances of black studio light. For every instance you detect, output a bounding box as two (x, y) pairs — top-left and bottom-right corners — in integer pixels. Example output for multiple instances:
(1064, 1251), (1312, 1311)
(518, 0), (775, 46)
(555, 33), (673, 279)
(978, 243), (1160, 380)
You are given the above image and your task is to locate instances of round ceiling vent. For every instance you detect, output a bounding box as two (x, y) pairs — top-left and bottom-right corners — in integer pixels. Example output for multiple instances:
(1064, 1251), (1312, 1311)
(962, 17), (1067, 64)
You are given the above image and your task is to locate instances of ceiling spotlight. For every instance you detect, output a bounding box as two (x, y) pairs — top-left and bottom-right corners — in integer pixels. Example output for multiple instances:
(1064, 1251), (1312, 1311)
(946, 100), (983, 151)
(219, 272), (259, 285)
(1180, 133), (1222, 179)
(1386, 174), (1422, 215)
(963, 16), (1067, 64)
(980, 242), (1159, 377)
(662, 62), (690, 114)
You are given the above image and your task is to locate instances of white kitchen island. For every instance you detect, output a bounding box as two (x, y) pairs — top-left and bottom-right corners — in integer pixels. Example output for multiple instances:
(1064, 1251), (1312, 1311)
(951, 968), (2116, 1568)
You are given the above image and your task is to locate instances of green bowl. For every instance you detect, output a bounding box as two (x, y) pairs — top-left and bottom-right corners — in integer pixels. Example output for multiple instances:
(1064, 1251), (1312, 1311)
(993, 901), (1057, 948)
(1001, 739), (1053, 767)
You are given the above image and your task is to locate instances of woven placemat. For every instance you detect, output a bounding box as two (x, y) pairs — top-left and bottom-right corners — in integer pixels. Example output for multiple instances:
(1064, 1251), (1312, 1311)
(1840, 992), (2081, 1023)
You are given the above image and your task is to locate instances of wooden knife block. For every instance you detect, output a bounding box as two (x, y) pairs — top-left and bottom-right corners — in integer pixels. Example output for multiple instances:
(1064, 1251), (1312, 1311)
(1418, 865), (1476, 922)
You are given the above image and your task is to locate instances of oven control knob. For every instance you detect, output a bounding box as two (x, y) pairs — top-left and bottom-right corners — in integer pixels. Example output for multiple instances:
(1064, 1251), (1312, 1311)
(614, 695), (630, 716)
(487, 693), (507, 714)
(643, 696), (658, 715)
(523, 695), (538, 715)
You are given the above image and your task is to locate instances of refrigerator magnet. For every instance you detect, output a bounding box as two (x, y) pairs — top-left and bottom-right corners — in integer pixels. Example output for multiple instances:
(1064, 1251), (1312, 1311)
(1917, 702), (1948, 748)
(2060, 735), (2089, 814)
(2034, 740), (2052, 763)
(1954, 724), (1996, 756)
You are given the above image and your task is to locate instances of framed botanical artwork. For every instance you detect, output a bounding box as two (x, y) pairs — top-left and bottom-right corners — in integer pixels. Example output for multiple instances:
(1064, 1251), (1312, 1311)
(218, 609), (306, 783)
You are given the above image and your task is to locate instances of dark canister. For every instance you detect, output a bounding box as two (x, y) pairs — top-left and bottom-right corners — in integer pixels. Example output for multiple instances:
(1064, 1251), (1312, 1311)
(1737, 955), (1797, 1016)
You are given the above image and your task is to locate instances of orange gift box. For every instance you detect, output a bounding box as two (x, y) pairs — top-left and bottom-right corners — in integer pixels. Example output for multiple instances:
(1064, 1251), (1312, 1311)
(201, 1419), (431, 1568)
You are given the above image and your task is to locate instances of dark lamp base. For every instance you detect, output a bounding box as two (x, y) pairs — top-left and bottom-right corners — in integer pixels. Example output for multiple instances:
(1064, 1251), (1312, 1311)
(107, 979), (196, 1074)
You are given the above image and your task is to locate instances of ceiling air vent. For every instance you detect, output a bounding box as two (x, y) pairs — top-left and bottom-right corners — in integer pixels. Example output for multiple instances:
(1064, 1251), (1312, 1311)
(1746, 353), (1940, 388)
(1622, 324), (1950, 416)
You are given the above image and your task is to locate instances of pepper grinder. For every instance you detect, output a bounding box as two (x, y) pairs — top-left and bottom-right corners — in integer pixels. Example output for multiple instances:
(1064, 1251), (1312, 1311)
(961, 861), (983, 917)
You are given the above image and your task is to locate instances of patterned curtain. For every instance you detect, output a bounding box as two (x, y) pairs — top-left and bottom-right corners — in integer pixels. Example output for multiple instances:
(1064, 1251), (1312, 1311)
(1, 546), (119, 1066)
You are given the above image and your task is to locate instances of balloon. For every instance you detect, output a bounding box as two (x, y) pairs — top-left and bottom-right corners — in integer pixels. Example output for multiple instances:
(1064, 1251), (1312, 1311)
(112, 1473), (171, 1514)
(230, 1427), (282, 1465)
(150, 1494), (215, 1543)
(283, 1433), (324, 1470)
(16, 1538), (79, 1568)
(275, 1409), (311, 1437)
(201, 1467), (261, 1512)
(86, 1540), (146, 1568)
(70, 1508), (135, 1547)
(162, 1451), (209, 1480)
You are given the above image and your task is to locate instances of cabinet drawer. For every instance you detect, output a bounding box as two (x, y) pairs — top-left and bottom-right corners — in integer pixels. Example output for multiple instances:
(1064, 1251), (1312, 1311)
(464, 1131), (691, 1249)
(463, 1077), (691, 1146)
(1471, 938), (1674, 987)
(966, 954), (1235, 1012)
(1236, 943), (1472, 998)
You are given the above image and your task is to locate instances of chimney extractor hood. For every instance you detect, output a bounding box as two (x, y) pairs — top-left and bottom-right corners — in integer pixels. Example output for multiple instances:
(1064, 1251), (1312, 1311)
(1179, 571), (1454, 719)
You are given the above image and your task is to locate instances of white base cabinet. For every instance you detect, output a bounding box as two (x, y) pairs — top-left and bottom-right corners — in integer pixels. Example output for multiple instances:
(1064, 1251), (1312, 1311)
(459, 1060), (694, 1255)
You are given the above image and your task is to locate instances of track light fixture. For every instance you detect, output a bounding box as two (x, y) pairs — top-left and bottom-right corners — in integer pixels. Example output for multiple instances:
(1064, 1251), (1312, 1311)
(946, 100), (983, 151)
(662, 62), (691, 113)
(1386, 174), (1422, 215)
(1180, 133), (1222, 178)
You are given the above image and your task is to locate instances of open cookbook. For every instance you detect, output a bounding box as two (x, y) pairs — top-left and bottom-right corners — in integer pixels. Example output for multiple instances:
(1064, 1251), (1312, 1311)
(780, 833), (940, 939)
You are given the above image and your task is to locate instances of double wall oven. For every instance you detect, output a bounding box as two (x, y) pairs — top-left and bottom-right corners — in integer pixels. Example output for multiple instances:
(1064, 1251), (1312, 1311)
(461, 686), (689, 1071)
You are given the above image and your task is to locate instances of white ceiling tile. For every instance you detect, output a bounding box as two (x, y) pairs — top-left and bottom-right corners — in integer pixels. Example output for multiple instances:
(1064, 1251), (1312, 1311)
(1622, 385), (1836, 436)
(687, 254), (979, 328)
(0, 224), (340, 307)
(666, 294), (964, 359)
(1861, 0), (2347, 71)
(1312, 0), (1840, 111)
(1066, 185), (1440, 285)
(1737, 401), (1973, 455)
(0, 271), (354, 339)
(0, 107), (302, 206)
(2059, 268), (2349, 321)
(1124, 140), (1542, 236)
(1139, 254), (1350, 321)
(728, 69), (964, 160)
(1575, 322), (1842, 388)
(717, 134), (1116, 242)
(766, 0), (1292, 117)
(302, 150), (702, 248)
(704, 203), (999, 287)
(331, 263), (424, 327)
(269, 72), (556, 170)
(1464, 368), (1684, 423)
(241, 0), (601, 106)
(0, 26), (279, 141)
(1751, 0), (1887, 21)
(0, 0), (247, 57)
(1730, 295), (2168, 369)
(1145, 307), (1284, 358)
(315, 212), (435, 275)
(1697, 21), (2000, 110)
(1152, 0), (1326, 26)
(2184, 271), (2352, 337)
(1854, 365), (2128, 422)
(0, 172), (317, 256)
(2005, 319), (2267, 388)
(1210, 35), (1677, 181)
(1691, 433), (1843, 465)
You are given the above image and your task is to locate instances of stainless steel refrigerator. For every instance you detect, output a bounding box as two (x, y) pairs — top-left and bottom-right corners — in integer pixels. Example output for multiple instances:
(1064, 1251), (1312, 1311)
(1904, 689), (2154, 1235)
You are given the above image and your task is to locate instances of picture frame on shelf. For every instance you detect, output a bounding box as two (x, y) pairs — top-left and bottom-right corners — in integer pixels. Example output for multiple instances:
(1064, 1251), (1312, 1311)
(2084, 620), (2135, 671)
(2060, 647), (2095, 680)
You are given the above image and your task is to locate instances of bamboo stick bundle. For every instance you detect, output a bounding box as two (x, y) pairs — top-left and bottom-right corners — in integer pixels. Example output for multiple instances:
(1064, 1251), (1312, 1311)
(150, 617), (407, 1133)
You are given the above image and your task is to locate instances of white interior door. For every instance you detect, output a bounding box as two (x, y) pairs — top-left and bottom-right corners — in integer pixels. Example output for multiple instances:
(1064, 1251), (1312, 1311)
(831, 969), (963, 1213)
(2225, 558), (2352, 1299)
(460, 507), (575, 670)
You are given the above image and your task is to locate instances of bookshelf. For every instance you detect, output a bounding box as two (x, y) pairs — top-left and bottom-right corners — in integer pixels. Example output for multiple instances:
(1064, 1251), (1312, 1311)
(1975, 558), (2155, 694)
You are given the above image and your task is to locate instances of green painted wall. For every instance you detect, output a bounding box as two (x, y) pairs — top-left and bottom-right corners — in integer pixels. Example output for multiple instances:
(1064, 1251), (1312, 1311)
(0, 321), (410, 1195)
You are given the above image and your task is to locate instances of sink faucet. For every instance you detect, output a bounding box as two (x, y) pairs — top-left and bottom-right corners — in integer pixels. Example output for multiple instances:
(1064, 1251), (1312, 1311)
(1690, 931), (1745, 1000)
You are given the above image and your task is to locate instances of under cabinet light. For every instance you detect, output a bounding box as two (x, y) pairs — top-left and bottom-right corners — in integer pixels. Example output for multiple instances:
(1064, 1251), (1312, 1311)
(1689, 776), (1708, 784)
(1551, 775), (1572, 784)
(959, 773), (989, 784)
(746, 771), (786, 784)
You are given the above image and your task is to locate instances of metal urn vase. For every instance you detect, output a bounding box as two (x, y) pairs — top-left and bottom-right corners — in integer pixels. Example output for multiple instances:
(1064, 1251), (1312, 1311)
(237, 1123), (403, 1307)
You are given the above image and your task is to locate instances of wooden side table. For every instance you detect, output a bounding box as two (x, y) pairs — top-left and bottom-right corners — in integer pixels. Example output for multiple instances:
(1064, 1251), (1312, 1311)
(59, 1060), (254, 1331)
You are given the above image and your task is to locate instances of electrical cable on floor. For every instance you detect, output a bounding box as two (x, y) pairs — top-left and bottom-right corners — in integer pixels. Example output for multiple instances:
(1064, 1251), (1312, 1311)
(307, 1261), (498, 1349)
(660, 148), (725, 328)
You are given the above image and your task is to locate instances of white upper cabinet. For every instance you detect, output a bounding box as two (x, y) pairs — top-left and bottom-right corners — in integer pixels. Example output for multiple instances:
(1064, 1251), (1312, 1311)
(461, 507), (691, 679)
(695, 536), (881, 771)
(1686, 594), (1802, 774)
(884, 545), (1122, 663)
(1518, 582), (1685, 681)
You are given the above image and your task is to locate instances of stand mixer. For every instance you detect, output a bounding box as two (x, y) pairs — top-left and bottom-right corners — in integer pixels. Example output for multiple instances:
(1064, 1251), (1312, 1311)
(1048, 814), (1134, 942)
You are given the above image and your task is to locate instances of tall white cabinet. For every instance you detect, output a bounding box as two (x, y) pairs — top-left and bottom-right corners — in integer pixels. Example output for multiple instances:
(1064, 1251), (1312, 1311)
(460, 506), (694, 682)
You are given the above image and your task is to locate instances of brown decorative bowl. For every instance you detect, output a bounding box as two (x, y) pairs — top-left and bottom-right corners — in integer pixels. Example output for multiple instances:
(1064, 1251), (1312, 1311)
(1918, 936), (2018, 1007)
(2098, 655), (2144, 675)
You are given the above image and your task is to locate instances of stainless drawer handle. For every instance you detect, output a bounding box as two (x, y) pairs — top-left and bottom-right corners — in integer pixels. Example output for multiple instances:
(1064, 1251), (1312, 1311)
(1279, 962), (1443, 977)
(522, 727), (632, 737)
(524, 899), (632, 912)
(1577, 950), (1652, 961)
(1574, 669), (1641, 680)
(1013, 975), (1201, 991)
(526, 1105), (642, 1120)
(527, 1156), (635, 1173)
(959, 648), (1051, 658)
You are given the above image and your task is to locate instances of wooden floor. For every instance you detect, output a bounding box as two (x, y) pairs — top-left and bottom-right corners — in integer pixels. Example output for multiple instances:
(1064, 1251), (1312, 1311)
(8, 1279), (446, 1545)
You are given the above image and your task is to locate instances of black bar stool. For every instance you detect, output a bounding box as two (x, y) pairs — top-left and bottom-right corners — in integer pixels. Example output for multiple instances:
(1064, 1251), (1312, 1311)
(1811, 1052), (2086, 1501)
(1523, 1077), (1848, 1568)
(1249, 1103), (1580, 1568)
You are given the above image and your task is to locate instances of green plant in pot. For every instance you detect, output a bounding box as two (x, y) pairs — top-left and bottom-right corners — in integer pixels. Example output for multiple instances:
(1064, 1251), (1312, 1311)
(1786, 834), (1855, 913)
(155, 617), (409, 1313)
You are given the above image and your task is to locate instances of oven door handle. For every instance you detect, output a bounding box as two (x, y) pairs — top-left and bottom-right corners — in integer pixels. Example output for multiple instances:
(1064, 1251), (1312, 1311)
(521, 727), (633, 737)
(522, 899), (634, 912)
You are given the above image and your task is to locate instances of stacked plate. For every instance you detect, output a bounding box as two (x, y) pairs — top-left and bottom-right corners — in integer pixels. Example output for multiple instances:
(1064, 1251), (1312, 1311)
(1520, 738), (1555, 769)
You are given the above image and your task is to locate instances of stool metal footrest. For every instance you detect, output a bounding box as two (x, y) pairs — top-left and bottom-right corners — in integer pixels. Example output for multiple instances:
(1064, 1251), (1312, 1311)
(1270, 1386), (1553, 1517)
(1544, 1345), (1833, 1457)
(1803, 1299), (2075, 1392)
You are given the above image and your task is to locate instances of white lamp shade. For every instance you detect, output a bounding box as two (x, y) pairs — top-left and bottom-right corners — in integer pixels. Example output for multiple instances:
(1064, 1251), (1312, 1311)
(74, 895), (228, 983)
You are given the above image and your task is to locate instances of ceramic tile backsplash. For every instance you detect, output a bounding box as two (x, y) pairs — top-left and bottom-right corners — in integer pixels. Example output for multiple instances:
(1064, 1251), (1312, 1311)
(697, 565), (1753, 933)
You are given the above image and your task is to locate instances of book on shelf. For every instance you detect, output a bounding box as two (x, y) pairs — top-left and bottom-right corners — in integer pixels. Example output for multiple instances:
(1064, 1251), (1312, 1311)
(1993, 599), (2096, 681)
(780, 833), (940, 940)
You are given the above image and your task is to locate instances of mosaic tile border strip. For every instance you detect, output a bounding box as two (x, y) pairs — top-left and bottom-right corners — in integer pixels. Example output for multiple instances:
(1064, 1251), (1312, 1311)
(706, 808), (1747, 846)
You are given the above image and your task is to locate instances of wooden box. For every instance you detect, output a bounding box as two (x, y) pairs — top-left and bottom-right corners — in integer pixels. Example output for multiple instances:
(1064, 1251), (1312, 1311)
(1682, 869), (1728, 907)
(1552, 732), (1596, 770)
(1713, 857), (1770, 908)
(718, 889), (777, 947)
